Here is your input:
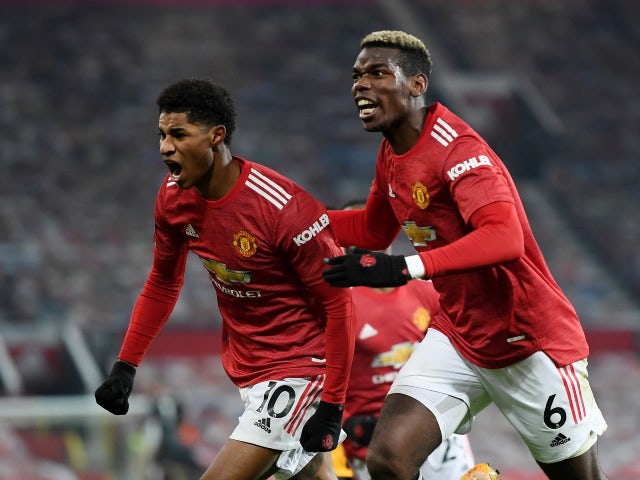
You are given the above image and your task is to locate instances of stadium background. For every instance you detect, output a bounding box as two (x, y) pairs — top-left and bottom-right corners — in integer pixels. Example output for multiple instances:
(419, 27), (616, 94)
(0, 0), (638, 478)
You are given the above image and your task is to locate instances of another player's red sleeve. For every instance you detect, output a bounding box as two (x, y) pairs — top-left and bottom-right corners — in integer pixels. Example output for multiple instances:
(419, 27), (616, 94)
(419, 201), (524, 277)
(328, 190), (400, 250)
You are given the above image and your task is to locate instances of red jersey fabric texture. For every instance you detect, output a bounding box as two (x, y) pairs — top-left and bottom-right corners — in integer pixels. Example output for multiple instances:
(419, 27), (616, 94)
(343, 281), (439, 461)
(120, 157), (354, 404)
(329, 102), (588, 369)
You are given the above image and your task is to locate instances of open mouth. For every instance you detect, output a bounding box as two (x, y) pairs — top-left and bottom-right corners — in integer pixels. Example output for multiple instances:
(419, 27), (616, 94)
(165, 160), (183, 180)
(357, 98), (378, 118)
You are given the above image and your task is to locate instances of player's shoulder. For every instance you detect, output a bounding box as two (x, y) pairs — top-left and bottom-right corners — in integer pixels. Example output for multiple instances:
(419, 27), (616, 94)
(246, 160), (298, 188)
(426, 102), (483, 150)
(244, 160), (305, 205)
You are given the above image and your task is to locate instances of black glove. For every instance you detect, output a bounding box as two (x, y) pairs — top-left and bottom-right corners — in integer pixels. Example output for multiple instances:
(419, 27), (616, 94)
(95, 360), (136, 415)
(300, 401), (344, 452)
(323, 248), (410, 288)
(342, 415), (378, 446)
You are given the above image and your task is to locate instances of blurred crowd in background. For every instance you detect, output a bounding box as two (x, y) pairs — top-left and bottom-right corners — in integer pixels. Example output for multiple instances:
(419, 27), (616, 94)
(1, 0), (638, 330)
(0, 0), (638, 479)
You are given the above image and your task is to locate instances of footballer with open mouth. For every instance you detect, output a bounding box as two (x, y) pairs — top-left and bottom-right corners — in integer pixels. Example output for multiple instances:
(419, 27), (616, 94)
(351, 46), (427, 155)
(158, 110), (233, 198)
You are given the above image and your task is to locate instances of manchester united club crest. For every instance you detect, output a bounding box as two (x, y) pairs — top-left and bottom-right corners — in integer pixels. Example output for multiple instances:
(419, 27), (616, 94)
(412, 181), (430, 209)
(412, 306), (431, 332)
(233, 230), (257, 257)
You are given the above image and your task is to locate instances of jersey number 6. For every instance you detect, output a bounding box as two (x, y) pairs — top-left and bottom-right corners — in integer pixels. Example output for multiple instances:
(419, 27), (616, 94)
(544, 394), (567, 429)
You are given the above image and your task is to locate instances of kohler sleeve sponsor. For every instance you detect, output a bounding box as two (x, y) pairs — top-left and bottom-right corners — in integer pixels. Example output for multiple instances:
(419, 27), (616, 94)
(293, 213), (330, 246)
(447, 155), (493, 181)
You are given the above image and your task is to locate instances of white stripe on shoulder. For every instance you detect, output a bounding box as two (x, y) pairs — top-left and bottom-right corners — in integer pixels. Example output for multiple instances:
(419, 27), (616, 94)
(246, 167), (293, 210)
(430, 117), (459, 147)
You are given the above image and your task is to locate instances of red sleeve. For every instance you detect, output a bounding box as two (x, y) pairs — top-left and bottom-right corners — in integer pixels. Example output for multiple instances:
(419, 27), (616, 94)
(328, 189), (400, 250)
(308, 281), (354, 405)
(118, 228), (188, 366)
(419, 201), (524, 277)
(282, 194), (355, 405)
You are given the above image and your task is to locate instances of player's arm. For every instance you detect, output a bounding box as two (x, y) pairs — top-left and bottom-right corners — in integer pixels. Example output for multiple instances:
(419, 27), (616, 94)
(117, 245), (188, 366)
(282, 196), (357, 404)
(309, 279), (354, 405)
(95, 238), (187, 415)
(323, 201), (523, 287)
(288, 199), (356, 451)
(118, 191), (189, 365)
(416, 200), (524, 278)
(328, 187), (400, 250)
(300, 275), (354, 452)
(95, 196), (188, 415)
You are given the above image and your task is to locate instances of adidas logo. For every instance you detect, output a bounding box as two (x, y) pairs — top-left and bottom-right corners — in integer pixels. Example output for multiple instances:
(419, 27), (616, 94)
(430, 117), (459, 147)
(254, 417), (271, 433)
(550, 432), (570, 447)
(185, 224), (199, 238)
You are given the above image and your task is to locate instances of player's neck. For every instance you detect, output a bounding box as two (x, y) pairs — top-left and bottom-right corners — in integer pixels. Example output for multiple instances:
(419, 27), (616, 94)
(197, 150), (240, 199)
(385, 108), (428, 155)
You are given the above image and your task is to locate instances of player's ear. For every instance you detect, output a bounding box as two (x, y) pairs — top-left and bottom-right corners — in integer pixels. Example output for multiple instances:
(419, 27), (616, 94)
(410, 73), (428, 97)
(209, 125), (226, 147)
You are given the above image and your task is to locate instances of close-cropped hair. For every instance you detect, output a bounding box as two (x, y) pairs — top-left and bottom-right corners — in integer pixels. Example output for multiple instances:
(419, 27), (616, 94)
(360, 30), (433, 80)
(157, 78), (237, 145)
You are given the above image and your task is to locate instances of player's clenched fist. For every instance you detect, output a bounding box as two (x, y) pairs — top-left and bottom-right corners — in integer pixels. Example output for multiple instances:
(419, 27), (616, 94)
(300, 401), (344, 452)
(95, 360), (136, 415)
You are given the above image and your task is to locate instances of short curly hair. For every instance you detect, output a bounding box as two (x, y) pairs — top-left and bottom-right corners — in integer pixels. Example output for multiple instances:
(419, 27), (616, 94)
(360, 30), (433, 80)
(156, 78), (237, 145)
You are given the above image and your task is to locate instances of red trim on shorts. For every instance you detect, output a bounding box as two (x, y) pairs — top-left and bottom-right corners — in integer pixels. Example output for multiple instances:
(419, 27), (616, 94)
(284, 375), (324, 436)
(558, 364), (586, 424)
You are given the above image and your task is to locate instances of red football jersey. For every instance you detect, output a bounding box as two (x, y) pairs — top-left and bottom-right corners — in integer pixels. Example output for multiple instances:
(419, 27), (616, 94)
(330, 103), (588, 368)
(119, 157), (353, 403)
(343, 281), (439, 460)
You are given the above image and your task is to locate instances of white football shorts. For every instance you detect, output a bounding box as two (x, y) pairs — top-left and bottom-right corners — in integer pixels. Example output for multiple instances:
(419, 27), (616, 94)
(388, 328), (607, 464)
(230, 375), (346, 479)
